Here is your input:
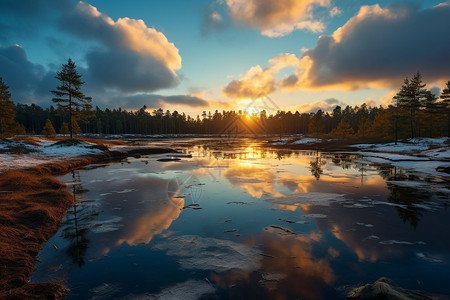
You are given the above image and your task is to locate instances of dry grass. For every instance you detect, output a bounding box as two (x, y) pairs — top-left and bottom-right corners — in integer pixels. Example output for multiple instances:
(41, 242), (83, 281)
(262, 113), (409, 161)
(0, 170), (73, 299)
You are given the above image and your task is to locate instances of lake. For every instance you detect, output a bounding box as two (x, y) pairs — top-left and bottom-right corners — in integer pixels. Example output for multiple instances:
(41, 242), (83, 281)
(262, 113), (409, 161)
(32, 138), (450, 299)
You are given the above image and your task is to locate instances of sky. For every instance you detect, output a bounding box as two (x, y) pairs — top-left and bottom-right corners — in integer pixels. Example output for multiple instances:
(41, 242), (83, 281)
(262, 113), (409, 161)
(1, 0), (449, 116)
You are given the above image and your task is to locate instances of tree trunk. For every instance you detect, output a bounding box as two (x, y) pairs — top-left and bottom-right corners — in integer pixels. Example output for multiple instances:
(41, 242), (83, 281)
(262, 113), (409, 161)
(69, 93), (73, 139)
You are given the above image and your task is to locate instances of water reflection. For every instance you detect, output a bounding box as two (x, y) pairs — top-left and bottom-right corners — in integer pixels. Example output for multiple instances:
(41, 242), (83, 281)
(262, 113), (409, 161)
(223, 165), (283, 198)
(209, 230), (336, 299)
(63, 171), (93, 267)
(32, 139), (450, 298)
(309, 153), (325, 180)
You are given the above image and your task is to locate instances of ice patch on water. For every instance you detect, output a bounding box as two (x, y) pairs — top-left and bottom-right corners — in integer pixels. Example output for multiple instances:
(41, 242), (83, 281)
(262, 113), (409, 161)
(356, 222), (374, 228)
(379, 240), (426, 245)
(387, 181), (429, 188)
(363, 235), (380, 241)
(89, 283), (121, 299)
(266, 193), (347, 208)
(344, 203), (374, 209)
(371, 201), (408, 209)
(153, 235), (261, 272)
(124, 279), (215, 300)
(91, 216), (123, 233)
(304, 213), (327, 218)
(114, 189), (135, 194)
(416, 252), (443, 263)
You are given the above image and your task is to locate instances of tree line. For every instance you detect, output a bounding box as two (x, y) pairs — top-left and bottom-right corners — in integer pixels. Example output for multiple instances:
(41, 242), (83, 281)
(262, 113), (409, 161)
(1, 58), (449, 139)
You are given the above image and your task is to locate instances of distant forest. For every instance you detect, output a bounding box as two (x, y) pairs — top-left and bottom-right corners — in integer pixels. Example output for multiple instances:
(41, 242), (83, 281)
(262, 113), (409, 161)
(2, 71), (450, 140)
(12, 98), (449, 139)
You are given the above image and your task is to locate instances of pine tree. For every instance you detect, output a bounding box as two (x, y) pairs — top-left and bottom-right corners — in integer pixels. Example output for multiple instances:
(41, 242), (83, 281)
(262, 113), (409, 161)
(394, 73), (430, 138)
(420, 90), (439, 137)
(72, 120), (82, 135)
(15, 124), (26, 135)
(331, 116), (354, 138)
(41, 119), (56, 137)
(367, 108), (393, 139)
(308, 110), (325, 135)
(440, 81), (450, 137)
(0, 77), (17, 138)
(357, 117), (370, 138)
(51, 58), (92, 139)
(60, 122), (70, 136)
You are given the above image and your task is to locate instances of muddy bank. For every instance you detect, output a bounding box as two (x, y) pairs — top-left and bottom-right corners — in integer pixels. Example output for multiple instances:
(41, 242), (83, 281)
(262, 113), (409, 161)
(0, 147), (174, 299)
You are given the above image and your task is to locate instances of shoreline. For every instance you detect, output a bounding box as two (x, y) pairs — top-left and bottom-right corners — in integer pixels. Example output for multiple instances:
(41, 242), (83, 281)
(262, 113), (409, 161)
(0, 146), (175, 299)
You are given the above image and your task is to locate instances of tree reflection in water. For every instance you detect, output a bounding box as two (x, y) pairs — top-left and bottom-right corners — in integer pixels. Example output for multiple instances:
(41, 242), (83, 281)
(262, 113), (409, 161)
(377, 166), (430, 229)
(309, 152), (325, 180)
(62, 171), (96, 267)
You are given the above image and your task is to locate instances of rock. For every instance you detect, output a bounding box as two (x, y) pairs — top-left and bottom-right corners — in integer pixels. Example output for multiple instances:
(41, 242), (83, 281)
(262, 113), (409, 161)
(347, 277), (450, 300)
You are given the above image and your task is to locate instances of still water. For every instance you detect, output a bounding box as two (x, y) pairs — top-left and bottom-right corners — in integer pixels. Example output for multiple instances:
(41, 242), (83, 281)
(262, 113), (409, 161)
(32, 138), (450, 299)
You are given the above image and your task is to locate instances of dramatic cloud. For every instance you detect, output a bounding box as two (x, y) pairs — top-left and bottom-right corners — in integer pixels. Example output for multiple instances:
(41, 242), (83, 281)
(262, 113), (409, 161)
(0, 1), (185, 108)
(223, 53), (299, 99)
(225, 0), (331, 37)
(0, 45), (55, 103)
(0, 0), (71, 42)
(281, 3), (450, 90)
(286, 98), (347, 113)
(61, 2), (181, 93)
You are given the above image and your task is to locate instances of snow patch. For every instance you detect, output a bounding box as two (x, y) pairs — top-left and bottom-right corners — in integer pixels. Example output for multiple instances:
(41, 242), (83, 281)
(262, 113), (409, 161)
(125, 280), (215, 300)
(291, 138), (322, 145)
(266, 192), (347, 208)
(153, 235), (261, 272)
(0, 139), (106, 171)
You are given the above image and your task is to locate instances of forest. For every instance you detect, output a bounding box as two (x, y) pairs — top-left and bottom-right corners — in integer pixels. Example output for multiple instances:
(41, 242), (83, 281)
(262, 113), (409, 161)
(1, 71), (450, 140)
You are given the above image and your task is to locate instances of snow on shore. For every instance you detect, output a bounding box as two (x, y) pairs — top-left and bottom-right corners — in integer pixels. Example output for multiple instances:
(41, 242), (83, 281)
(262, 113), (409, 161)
(0, 138), (104, 171)
(353, 137), (449, 177)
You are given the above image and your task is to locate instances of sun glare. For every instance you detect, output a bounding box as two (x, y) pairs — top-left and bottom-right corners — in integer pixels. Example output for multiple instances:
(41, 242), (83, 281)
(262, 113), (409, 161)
(237, 99), (261, 117)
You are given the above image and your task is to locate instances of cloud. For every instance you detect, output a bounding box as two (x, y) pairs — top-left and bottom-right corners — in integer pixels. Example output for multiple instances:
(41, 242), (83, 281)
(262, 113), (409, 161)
(225, 0), (330, 37)
(281, 3), (450, 91)
(223, 53), (299, 99)
(0, 1), (184, 107)
(0, 45), (55, 104)
(329, 6), (341, 17)
(286, 98), (347, 113)
(0, 0), (71, 42)
(201, 2), (229, 35)
(61, 2), (181, 94)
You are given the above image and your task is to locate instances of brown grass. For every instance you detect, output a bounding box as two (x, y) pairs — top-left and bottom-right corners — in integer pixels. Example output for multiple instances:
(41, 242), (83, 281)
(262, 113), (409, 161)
(0, 170), (73, 299)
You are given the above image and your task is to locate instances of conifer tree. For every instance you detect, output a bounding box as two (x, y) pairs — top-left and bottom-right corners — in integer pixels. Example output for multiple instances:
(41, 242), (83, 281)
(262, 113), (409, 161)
(394, 73), (430, 138)
(420, 90), (439, 137)
(51, 58), (92, 138)
(308, 110), (325, 135)
(72, 120), (82, 135)
(357, 117), (370, 138)
(0, 77), (17, 138)
(331, 116), (354, 138)
(60, 122), (70, 136)
(440, 81), (450, 137)
(41, 119), (56, 137)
